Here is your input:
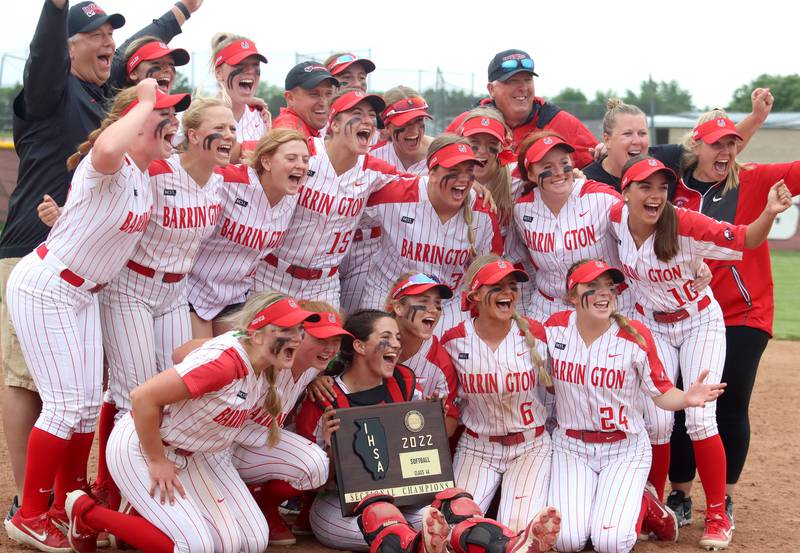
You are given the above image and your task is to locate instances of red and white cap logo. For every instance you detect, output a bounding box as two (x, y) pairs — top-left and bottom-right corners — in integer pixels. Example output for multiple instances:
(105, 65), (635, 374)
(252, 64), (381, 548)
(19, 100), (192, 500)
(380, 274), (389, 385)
(543, 137), (553, 145)
(481, 118), (490, 126)
(458, 144), (467, 153)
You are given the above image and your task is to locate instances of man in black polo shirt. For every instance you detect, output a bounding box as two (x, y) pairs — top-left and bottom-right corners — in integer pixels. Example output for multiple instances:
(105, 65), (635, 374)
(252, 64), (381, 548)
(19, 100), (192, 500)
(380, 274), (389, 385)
(0, 0), (202, 541)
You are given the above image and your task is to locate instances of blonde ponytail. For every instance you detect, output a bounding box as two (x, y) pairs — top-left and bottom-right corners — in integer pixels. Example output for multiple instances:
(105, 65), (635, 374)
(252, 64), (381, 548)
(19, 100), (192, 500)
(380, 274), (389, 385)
(511, 312), (550, 387)
(610, 311), (646, 348)
(463, 200), (478, 257)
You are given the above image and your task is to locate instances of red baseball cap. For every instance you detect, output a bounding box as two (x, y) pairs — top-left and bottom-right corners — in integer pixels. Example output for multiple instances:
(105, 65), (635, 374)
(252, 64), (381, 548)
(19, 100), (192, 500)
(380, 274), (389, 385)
(304, 311), (353, 339)
(469, 260), (529, 292)
(620, 157), (677, 191)
(692, 117), (743, 144)
(329, 91), (386, 120)
(523, 135), (574, 169)
(382, 97), (431, 127)
(327, 53), (376, 76)
(247, 298), (321, 331)
(427, 142), (482, 170)
(391, 273), (454, 301)
(127, 41), (189, 74)
(214, 39), (268, 68)
(567, 260), (624, 291)
(445, 111), (469, 134)
(120, 88), (191, 117)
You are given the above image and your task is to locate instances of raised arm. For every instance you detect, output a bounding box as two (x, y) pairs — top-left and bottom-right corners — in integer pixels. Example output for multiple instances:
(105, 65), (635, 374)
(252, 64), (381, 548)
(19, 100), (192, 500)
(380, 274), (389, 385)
(20, 0), (71, 119)
(92, 78), (158, 174)
(744, 180), (793, 248)
(733, 88), (774, 152)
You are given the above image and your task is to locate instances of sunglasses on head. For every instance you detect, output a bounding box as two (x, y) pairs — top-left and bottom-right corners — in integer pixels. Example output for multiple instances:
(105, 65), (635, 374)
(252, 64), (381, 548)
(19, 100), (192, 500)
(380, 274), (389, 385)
(383, 97), (429, 120)
(500, 58), (534, 71)
(392, 273), (442, 299)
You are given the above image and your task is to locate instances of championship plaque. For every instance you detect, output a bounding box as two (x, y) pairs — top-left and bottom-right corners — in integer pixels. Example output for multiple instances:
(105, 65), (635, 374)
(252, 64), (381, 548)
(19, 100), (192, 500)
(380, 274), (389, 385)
(331, 400), (454, 516)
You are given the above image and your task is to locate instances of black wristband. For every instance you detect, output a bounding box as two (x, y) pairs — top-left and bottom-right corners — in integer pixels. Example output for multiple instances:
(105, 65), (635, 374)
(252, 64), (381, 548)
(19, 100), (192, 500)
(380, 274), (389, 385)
(174, 1), (191, 19)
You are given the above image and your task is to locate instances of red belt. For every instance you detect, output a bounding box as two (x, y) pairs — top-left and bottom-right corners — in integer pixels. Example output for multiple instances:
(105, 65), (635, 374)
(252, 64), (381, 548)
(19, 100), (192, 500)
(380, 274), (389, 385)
(264, 253), (338, 280)
(36, 244), (106, 293)
(566, 429), (627, 443)
(353, 227), (382, 243)
(126, 260), (185, 283)
(162, 440), (193, 457)
(466, 426), (544, 446)
(635, 294), (711, 324)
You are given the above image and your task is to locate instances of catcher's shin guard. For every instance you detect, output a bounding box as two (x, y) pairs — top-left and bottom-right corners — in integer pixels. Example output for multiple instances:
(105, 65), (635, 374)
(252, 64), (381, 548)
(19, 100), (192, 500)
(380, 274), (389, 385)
(430, 487), (483, 524)
(448, 517), (516, 553)
(355, 493), (413, 547)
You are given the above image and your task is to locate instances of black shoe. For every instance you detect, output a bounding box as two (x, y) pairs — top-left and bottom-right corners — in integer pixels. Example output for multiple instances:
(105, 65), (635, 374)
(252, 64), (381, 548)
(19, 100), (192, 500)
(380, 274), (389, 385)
(4, 495), (20, 536)
(666, 490), (693, 527)
(725, 495), (735, 530)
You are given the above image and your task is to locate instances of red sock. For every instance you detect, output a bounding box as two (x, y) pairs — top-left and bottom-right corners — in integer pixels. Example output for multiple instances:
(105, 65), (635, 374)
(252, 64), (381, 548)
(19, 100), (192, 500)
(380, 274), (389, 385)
(692, 435), (727, 517)
(636, 494), (648, 534)
(95, 402), (117, 487)
(83, 503), (173, 553)
(648, 443), (670, 501)
(53, 432), (94, 510)
(251, 479), (302, 504)
(20, 428), (70, 518)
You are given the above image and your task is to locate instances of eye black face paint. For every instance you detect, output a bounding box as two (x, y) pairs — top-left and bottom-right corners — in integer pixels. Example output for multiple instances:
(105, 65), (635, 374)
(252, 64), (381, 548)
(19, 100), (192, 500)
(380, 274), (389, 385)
(203, 132), (224, 150)
(563, 164), (573, 174)
(392, 128), (404, 142)
(440, 174), (456, 189)
(407, 304), (427, 323)
(484, 286), (502, 307)
(145, 66), (162, 80)
(580, 289), (596, 309)
(487, 145), (500, 156)
(226, 66), (246, 91)
(537, 169), (553, 188)
(270, 336), (291, 356)
(154, 117), (172, 139)
(343, 116), (362, 137)
(375, 339), (392, 356)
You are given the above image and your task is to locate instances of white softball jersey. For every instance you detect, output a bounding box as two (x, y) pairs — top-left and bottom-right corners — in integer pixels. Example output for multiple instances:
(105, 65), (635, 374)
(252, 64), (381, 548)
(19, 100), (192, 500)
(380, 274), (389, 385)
(360, 177), (503, 310)
(513, 179), (622, 318)
(132, 154), (223, 274)
(544, 310), (673, 435)
(186, 164), (297, 320)
(45, 151), (152, 284)
(608, 202), (746, 313)
(160, 331), (267, 453)
(441, 316), (549, 436)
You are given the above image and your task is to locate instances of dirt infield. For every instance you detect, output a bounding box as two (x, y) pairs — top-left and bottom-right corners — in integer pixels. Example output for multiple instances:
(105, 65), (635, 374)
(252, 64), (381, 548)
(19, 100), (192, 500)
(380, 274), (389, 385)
(0, 340), (797, 552)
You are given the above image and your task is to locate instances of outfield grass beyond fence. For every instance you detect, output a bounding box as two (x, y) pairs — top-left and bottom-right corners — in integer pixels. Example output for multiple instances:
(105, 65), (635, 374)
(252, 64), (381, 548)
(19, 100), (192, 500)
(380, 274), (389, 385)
(771, 250), (800, 340)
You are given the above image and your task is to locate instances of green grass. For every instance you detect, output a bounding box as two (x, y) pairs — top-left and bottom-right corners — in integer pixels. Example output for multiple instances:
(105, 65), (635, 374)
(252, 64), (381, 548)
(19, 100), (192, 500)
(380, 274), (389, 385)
(771, 250), (800, 340)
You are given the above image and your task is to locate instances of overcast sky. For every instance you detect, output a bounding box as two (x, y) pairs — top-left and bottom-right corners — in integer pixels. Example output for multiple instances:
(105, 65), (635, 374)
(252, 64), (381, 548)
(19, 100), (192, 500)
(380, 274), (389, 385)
(1, 0), (797, 110)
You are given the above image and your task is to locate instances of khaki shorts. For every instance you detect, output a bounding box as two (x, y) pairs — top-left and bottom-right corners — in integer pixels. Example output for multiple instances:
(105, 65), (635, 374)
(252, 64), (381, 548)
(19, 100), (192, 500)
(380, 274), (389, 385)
(0, 257), (36, 392)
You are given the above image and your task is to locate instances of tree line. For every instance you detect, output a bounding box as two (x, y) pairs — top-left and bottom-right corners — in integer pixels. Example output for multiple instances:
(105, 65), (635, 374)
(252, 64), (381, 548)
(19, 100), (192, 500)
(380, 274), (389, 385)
(1, 74), (799, 137)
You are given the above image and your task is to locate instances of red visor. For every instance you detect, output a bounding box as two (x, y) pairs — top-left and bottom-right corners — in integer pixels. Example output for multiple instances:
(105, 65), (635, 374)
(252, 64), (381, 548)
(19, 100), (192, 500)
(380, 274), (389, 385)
(459, 116), (508, 144)
(327, 53), (376, 76)
(692, 117), (743, 144)
(620, 157), (677, 190)
(120, 88), (191, 117)
(247, 298), (321, 331)
(214, 40), (267, 67)
(391, 273), (454, 300)
(470, 260), (529, 292)
(127, 41), (189, 74)
(567, 260), (625, 291)
(523, 135), (574, 169)
(329, 91), (386, 121)
(427, 142), (481, 170)
(304, 311), (352, 339)
(382, 97), (432, 127)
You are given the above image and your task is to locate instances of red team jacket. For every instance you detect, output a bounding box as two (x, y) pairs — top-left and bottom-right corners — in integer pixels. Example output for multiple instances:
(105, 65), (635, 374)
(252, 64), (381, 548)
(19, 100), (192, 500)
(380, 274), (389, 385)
(684, 162), (800, 335)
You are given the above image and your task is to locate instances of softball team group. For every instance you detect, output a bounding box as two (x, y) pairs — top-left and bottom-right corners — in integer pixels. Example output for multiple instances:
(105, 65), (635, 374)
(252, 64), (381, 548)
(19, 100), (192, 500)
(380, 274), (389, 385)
(3, 3), (799, 553)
